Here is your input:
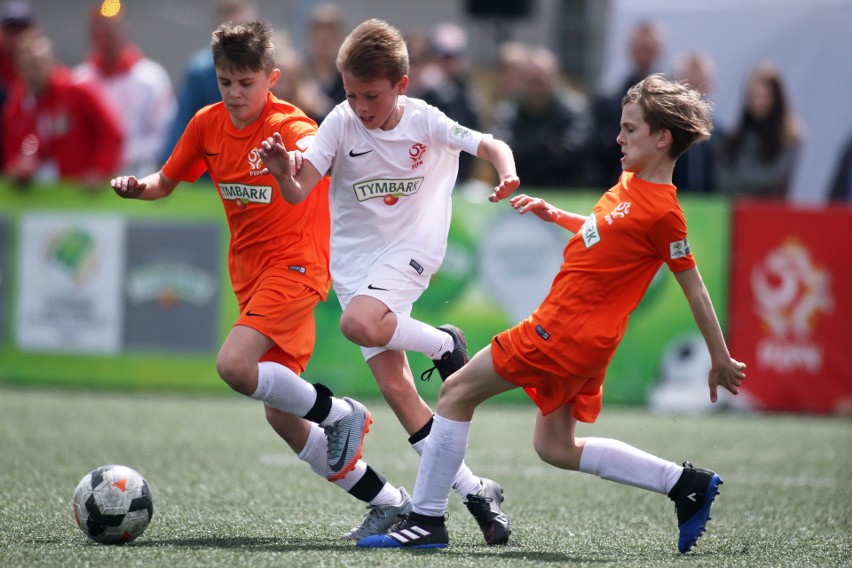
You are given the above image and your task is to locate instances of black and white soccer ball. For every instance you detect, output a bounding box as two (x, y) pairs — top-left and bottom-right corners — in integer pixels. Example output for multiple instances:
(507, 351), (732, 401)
(73, 465), (154, 544)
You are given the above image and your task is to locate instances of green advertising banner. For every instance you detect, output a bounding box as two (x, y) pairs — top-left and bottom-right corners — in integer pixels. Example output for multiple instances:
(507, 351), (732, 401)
(0, 182), (729, 406)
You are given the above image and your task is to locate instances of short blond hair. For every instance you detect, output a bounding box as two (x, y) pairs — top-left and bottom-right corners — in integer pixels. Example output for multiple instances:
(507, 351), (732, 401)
(622, 73), (713, 158)
(336, 19), (408, 85)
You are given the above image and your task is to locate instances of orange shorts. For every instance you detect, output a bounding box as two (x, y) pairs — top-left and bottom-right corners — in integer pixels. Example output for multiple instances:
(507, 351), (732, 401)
(491, 327), (605, 423)
(234, 275), (321, 374)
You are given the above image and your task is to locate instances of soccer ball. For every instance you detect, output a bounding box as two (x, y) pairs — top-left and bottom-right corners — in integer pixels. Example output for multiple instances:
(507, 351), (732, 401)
(73, 465), (154, 544)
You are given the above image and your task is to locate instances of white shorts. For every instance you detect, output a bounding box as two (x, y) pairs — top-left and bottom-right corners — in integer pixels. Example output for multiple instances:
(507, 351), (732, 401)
(336, 261), (430, 361)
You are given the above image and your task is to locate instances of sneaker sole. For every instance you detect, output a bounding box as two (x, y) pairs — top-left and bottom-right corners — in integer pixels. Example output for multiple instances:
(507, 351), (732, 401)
(326, 409), (373, 482)
(678, 474), (722, 553)
(356, 535), (448, 549)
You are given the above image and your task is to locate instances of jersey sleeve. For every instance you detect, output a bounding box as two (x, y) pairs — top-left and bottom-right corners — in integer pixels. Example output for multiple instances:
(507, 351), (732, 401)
(303, 105), (343, 177)
(648, 207), (696, 273)
(162, 113), (207, 182)
(429, 104), (485, 156)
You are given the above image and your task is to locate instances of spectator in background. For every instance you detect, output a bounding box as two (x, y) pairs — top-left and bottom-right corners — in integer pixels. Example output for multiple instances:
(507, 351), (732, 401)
(0, 0), (34, 87)
(420, 23), (482, 183)
(303, 3), (346, 123)
(590, 21), (665, 187)
(401, 30), (434, 99)
(160, 0), (256, 165)
(74, 3), (175, 178)
(672, 52), (720, 193)
(717, 62), (803, 199)
(828, 131), (852, 202)
(2, 30), (122, 190)
(492, 45), (591, 189)
(269, 30), (327, 124)
(0, 0), (36, 171)
(491, 41), (529, 115)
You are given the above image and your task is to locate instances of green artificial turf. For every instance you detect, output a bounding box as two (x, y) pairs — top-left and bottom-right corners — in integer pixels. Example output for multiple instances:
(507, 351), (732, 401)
(0, 386), (848, 567)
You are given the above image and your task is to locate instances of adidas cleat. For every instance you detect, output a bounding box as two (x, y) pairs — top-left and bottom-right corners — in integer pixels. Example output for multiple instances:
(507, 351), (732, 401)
(356, 513), (449, 549)
(323, 397), (372, 481)
(668, 461), (723, 553)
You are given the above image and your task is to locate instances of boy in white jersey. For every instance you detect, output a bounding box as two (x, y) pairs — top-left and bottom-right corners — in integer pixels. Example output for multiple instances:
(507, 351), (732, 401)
(259, 18), (520, 545)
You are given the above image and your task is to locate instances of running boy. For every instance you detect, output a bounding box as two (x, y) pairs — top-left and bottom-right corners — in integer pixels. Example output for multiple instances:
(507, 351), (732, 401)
(258, 19), (520, 544)
(111, 20), (411, 540)
(358, 74), (747, 552)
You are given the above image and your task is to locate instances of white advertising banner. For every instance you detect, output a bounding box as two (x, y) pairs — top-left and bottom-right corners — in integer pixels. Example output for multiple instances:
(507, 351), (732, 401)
(16, 213), (126, 353)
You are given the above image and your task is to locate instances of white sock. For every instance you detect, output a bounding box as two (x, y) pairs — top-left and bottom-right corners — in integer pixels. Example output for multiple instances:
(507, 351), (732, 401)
(370, 484), (405, 507)
(296, 422), (366, 491)
(251, 362), (352, 425)
(250, 362), (317, 416)
(320, 398), (354, 426)
(383, 314), (453, 359)
(578, 437), (683, 494)
(412, 414), (470, 517)
(411, 437), (480, 498)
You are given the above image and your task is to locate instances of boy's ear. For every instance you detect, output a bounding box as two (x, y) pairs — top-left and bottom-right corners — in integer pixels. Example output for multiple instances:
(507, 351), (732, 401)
(656, 128), (672, 150)
(396, 75), (409, 95)
(268, 68), (281, 88)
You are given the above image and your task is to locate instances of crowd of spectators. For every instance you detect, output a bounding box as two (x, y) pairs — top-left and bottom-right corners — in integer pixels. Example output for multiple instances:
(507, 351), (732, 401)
(0, 1), (841, 202)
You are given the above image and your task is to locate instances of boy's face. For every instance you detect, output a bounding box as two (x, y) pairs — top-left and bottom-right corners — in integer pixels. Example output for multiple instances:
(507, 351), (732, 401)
(341, 72), (408, 131)
(617, 101), (666, 173)
(216, 65), (280, 128)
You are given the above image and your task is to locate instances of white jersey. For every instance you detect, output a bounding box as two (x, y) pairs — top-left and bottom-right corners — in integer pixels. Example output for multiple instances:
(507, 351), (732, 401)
(305, 96), (486, 296)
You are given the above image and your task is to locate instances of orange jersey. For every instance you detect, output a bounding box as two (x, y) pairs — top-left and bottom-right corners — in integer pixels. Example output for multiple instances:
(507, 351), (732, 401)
(497, 171), (695, 382)
(163, 93), (331, 303)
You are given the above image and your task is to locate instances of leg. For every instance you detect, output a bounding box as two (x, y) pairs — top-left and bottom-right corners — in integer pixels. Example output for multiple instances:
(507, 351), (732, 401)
(533, 404), (722, 554)
(358, 346), (516, 549)
(366, 349), (433, 434)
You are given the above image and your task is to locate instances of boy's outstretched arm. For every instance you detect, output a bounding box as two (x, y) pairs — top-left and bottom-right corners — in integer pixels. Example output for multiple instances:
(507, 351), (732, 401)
(509, 193), (587, 233)
(259, 132), (322, 204)
(477, 136), (519, 202)
(674, 267), (747, 402)
(111, 170), (178, 201)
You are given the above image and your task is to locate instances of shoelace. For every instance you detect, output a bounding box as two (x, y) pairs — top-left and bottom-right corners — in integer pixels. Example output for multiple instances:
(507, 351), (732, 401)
(420, 366), (438, 382)
(323, 423), (343, 454)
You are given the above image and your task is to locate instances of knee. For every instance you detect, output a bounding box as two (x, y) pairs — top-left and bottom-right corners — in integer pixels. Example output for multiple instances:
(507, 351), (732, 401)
(339, 312), (382, 346)
(215, 351), (255, 396)
(533, 437), (579, 470)
(435, 376), (475, 417)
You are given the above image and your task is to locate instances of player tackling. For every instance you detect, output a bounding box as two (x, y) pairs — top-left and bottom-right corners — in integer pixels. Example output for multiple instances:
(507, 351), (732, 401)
(358, 73), (746, 552)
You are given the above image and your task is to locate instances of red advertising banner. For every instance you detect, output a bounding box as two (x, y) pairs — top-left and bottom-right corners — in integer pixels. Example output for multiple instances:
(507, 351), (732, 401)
(729, 201), (852, 414)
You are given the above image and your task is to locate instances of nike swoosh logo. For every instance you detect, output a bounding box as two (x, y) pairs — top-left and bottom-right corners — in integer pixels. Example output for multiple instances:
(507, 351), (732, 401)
(367, 284), (389, 291)
(348, 149), (373, 157)
(330, 430), (352, 472)
(246, 310), (266, 318)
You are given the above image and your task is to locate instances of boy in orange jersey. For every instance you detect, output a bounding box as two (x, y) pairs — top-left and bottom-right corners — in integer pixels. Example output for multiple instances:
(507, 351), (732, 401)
(111, 20), (413, 539)
(359, 74), (747, 552)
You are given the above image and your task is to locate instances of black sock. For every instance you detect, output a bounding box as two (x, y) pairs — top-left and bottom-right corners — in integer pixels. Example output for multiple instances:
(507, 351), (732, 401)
(409, 511), (445, 526)
(347, 466), (386, 503)
(303, 382), (333, 423)
(408, 416), (433, 446)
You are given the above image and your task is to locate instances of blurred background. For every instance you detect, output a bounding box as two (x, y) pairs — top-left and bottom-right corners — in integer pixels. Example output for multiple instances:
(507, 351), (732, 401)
(1, 0), (850, 416)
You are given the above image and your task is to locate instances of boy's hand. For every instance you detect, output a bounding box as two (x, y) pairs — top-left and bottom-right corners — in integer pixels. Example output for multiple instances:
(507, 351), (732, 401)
(708, 358), (747, 403)
(111, 175), (146, 199)
(258, 132), (294, 177)
(488, 175), (520, 203)
(510, 193), (558, 223)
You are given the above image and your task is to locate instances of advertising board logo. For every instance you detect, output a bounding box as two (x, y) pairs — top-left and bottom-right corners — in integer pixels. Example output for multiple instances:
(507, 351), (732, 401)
(126, 263), (217, 310)
(47, 227), (97, 285)
(752, 237), (832, 373)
